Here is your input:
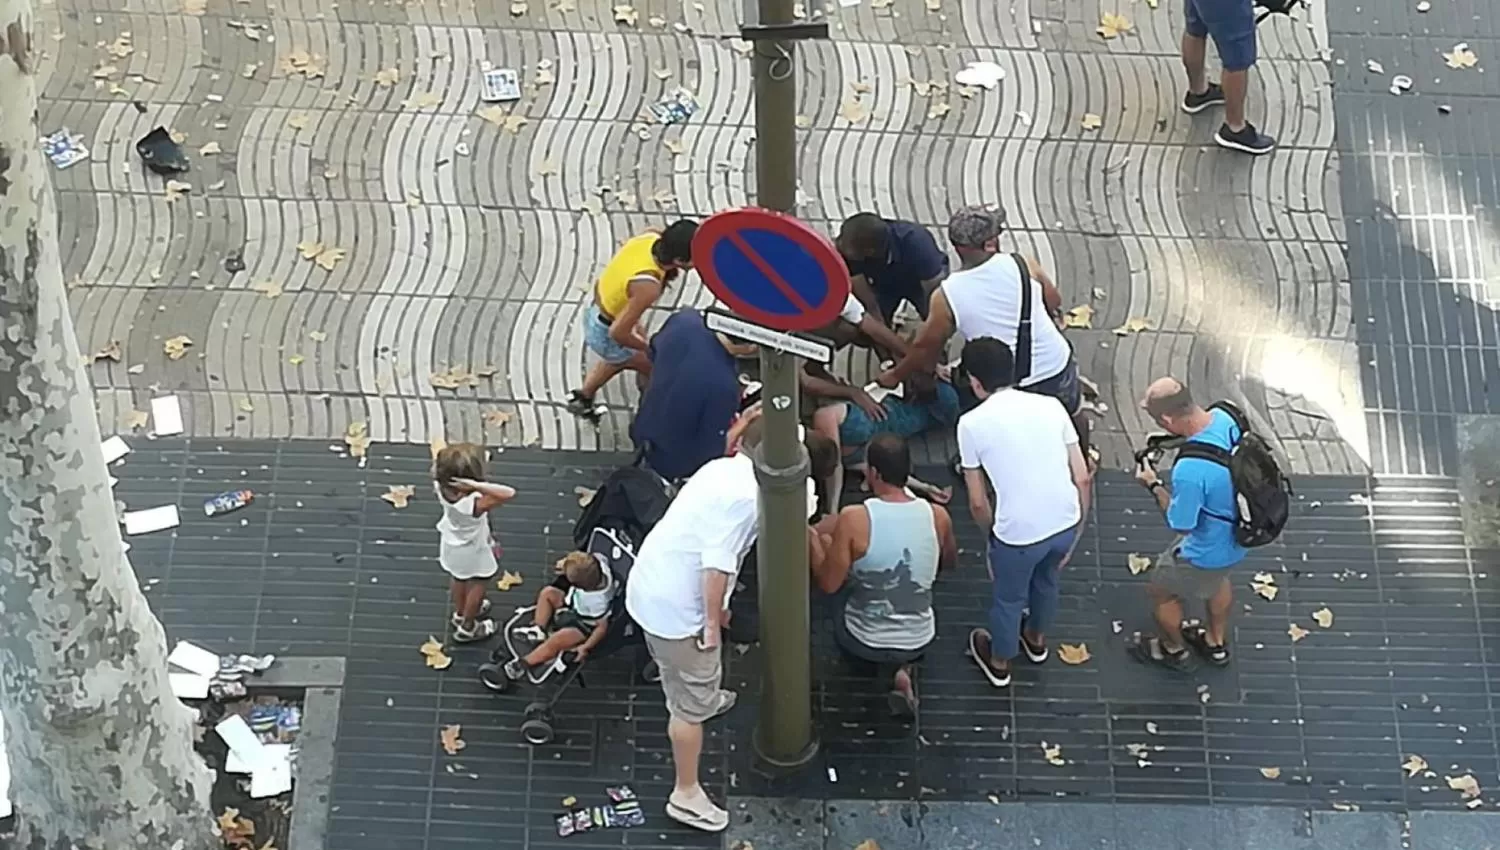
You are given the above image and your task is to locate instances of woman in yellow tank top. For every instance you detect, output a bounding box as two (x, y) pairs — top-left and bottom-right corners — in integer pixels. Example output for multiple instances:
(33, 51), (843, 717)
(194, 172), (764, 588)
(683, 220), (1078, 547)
(567, 219), (699, 419)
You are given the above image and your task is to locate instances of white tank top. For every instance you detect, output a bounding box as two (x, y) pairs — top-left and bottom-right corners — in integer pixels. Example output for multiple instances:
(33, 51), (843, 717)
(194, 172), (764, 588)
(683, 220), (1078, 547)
(940, 253), (1071, 386)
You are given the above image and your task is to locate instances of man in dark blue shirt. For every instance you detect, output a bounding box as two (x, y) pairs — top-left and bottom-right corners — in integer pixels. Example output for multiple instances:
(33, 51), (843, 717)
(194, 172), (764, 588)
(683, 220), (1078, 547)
(837, 213), (950, 324)
(631, 310), (749, 481)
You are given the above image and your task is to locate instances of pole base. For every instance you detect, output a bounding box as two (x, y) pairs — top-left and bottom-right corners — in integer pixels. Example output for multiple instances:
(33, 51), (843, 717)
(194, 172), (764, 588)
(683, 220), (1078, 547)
(751, 727), (820, 774)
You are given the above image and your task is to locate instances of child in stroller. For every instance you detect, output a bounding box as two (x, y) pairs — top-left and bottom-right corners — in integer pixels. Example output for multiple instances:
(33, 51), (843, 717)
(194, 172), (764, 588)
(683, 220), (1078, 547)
(502, 551), (617, 683)
(477, 464), (673, 745)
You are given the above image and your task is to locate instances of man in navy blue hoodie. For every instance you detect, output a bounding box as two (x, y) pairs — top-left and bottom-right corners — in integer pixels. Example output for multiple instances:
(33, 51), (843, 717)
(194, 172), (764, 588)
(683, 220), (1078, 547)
(631, 310), (752, 481)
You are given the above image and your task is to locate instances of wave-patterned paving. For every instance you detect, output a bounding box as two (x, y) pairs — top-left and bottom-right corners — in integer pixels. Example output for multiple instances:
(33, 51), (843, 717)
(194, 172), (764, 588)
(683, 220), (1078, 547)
(44, 0), (1358, 472)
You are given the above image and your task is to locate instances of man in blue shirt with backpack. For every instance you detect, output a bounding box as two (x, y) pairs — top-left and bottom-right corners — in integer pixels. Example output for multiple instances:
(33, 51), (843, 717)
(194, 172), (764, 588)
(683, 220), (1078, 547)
(1130, 377), (1253, 670)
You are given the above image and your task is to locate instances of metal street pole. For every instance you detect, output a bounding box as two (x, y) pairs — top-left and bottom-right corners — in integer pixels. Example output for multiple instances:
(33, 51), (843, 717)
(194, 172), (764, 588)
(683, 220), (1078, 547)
(746, 0), (818, 768)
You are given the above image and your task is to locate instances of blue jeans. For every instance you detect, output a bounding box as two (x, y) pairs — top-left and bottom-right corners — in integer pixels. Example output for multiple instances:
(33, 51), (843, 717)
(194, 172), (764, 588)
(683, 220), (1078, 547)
(987, 526), (1077, 660)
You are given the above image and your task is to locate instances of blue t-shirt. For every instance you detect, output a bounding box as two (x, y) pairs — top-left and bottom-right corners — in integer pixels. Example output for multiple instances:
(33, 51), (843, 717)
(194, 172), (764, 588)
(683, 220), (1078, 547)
(630, 310), (742, 481)
(1168, 408), (1248, 569)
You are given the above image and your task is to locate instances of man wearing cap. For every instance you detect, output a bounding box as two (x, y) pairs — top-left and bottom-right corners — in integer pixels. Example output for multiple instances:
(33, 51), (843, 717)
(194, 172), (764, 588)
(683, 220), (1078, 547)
(876, 204), (1087, 451)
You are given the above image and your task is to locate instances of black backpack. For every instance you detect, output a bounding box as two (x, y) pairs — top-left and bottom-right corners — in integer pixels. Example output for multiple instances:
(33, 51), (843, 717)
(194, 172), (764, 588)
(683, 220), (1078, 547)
(1253, 0), (1304, 23)
(1173, 401), (1291, 548)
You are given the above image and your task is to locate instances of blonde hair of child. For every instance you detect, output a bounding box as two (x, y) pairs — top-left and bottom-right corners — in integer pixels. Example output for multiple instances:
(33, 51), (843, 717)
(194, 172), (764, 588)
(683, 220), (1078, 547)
(433, 443), (486, 486)
(555, 551), (605, 590)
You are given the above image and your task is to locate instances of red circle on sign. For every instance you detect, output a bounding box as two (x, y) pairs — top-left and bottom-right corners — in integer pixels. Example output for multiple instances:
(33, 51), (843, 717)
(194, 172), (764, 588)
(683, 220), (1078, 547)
(691, 208), (851, 332)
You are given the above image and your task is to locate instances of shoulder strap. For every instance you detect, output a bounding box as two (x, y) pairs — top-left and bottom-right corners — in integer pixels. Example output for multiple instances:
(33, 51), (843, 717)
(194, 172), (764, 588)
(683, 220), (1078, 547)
(1012, 253), (1033, 383)
(1176, 441), (1231, 467)
(1206, 400), (1250, 442)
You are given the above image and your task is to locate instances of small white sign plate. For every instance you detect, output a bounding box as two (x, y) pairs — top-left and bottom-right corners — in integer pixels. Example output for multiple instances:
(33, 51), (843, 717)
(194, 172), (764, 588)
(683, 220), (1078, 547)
(705, 310), (833, 364)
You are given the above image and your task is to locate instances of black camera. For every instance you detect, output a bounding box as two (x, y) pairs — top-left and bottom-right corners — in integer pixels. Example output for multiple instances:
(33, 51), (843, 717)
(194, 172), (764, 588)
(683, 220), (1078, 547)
(1133, 433), (1188, 469)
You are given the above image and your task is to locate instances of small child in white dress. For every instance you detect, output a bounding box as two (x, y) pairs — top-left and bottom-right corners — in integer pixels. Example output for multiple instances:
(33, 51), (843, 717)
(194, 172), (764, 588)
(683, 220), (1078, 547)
(433, 443), (516, 642)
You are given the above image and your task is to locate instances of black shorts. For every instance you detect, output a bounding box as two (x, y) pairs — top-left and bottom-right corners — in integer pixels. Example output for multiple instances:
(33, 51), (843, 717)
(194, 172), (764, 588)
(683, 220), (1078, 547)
(551, 607), (602, 635)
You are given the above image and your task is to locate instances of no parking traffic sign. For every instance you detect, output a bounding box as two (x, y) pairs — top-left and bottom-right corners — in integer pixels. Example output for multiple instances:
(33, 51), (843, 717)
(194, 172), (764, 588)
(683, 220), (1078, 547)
(692, 208), (851, 333)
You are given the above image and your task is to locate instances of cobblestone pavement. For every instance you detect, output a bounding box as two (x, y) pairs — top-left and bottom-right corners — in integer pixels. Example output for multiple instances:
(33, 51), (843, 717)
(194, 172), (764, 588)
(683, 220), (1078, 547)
(40, 0), (1362, 473)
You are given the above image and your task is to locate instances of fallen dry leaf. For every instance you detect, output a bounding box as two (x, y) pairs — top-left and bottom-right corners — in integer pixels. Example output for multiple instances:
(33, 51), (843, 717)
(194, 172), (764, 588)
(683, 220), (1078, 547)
(217, 808), (255, 843)
(1057, 643), (1091, 665)
(613, 4), (639, 25)
(374, 67), (400, 87)
(288, 354), (305, 366)
(1251, 572), (1279, 600)
(1447, 774), (1481, 799)
(440, 724), (466, 755)
(663, 138), (685, 155)
(430, 367), (479, 390)
(1041, 742), (1065, 766)
(164, 180), (192, 201)
(1081, 113), (1103, 131)
(1097, 12), (1132, 39)
(1331, 802), (1360, 812)
(536, 158), (559, 177)
(183, 0), (207, 13)
(653, 66), (673, 80)
(1260, 767), (1282, 779)
(1444, 43), (1479, 69)
(1064, 304), (1094, 329)
(198, 141), (222, 156)
(238, 398), (255, 413)
(1145, 721), (1159, 735)
(511, 0), (529, 14)
(927, 101), (952, 120)
(287, 113), (310, 131)
(382, 484), (415, 508)
(1403, 754), (1428, 777)
(1311, 607), (1334, 628)
(839, 97), (871, 124)
(419, 636), (453, 670)
(574, 485), (597, 507)
(127, 363), (145, 375)
(122, 409), (149, 430)
(482, 408), (514, 428)
(1113, 316), (1152, 335)
(1127, 553), (1151, 575)
(344, 421), (372, 458)
(853, 841), (881, 850)
(93, 340), (123, 362)
(308, 330), (328, 343)
(1287, 623), (1309, 642)
(250, 279), (283, 299)
(279, 49), (327, 79)
(404, 91), (444, 109)
(476, 105), (508, 127)
(503, 114), (529, 135)
(497, 570), (525, 591)
(297, 241), (347, 272)
(163, 335), (193, 360)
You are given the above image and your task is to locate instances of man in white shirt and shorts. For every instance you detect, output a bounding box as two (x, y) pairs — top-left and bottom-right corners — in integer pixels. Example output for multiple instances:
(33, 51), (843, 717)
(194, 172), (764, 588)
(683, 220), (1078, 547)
(957, 337), (1092, 688)
(625, 421), (837, 832)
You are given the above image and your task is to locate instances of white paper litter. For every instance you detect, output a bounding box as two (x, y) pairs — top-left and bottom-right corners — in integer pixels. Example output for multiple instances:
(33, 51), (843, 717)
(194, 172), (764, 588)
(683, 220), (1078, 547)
(168, 672), (211, 700)
(865, 382), (904, 404)
(123, 505), (180, 535)
(101, 435), (131, 464)
(250, 759), (293, 798)
(838, 0), (862, 6)
(215, 715), (267, 770)
(168, 640), (222, 678)
(150, 395), (184, 436)
(228, 742), (290, 775)
(954, 61), (1005, 89)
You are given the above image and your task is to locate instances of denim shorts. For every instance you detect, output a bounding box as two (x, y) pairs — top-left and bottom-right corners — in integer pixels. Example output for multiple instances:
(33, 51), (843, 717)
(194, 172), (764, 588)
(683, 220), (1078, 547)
(582, 304), (636, 365)
(1019, 358), (1082, 416)
(1185, 0), (1258, 72)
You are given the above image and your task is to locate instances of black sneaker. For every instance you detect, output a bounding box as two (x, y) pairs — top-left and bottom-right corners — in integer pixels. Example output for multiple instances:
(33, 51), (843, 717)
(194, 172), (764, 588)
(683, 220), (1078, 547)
(1181, 83), (1226, 114)
(1213, 122), (1276, 155)
(565, 390), (602, 419)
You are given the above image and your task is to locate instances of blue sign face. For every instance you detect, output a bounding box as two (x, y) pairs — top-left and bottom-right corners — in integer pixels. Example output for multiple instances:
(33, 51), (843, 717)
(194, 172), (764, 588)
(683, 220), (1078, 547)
(693, 209), (850, 332)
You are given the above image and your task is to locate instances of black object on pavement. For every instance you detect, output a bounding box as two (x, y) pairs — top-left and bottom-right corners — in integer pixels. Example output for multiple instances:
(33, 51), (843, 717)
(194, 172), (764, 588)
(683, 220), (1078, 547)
(136, 126), (189, 175)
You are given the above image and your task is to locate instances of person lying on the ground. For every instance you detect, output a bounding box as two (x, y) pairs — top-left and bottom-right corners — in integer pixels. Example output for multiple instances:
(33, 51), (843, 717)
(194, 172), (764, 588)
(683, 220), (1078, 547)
(875, 205), (1091, 455)
(506, 551), (617, 679)
(809, 434), (958, 719)
(810, 370), (960, 512)
(631, 308), (757, 481)
(836, 213), (949, 324)
(567, 219), (698, 419)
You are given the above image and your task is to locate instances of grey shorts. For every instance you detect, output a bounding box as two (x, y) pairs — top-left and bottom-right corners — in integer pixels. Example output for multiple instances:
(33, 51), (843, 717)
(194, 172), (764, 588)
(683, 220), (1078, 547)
(643, 632), (725, 724)
(1149, 546), (1231, 601)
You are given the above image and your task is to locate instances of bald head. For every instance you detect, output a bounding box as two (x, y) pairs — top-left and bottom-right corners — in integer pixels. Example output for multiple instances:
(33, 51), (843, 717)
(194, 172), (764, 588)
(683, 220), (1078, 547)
(1142, 377), (1195, 420)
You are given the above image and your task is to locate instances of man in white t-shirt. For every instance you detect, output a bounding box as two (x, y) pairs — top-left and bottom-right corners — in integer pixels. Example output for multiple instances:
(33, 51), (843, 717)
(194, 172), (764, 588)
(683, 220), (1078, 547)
(957, 337), (1092, 688)
(625, 422), (837, 832)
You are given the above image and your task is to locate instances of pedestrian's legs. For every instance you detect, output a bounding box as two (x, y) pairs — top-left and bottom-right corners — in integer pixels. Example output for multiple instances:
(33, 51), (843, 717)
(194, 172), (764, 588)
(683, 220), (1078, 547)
(986, 538), (1037, 664)
(1222, 69), (1249, 131)
(449, 577), (465, 624)
(1148, 583), (1188, 653)
(668, 717), (705, 795)
(462, 579), (489, 622)
(811, 403), (848, 513)
(1182, 31), (1208, 94)
(1022, 527), (1076, 646)
(579, 350), (652, 399)
(1204, 575), (1234, 646)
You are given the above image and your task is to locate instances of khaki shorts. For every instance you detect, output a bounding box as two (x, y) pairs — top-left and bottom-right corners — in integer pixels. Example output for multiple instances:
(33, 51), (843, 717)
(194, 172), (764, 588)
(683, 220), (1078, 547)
(1149, 546), (1231, 602)
(643, 632), (724, 724)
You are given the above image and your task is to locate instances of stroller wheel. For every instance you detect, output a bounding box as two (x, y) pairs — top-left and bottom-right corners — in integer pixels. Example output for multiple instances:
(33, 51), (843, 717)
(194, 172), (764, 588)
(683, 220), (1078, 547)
(640, 659), (661, 684)
(523, 701), (551, 719)
(520, 716), (555, 746)
(478, 662), (511, 694)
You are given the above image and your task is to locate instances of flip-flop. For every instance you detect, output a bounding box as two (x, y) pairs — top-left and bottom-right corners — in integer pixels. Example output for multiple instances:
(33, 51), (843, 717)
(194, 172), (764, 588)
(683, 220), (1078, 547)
(887, 688), (918, 719)
(666, 792), (729, 832)
(1126, 631), (1193, 672)
(1181, 621), (1231, 666)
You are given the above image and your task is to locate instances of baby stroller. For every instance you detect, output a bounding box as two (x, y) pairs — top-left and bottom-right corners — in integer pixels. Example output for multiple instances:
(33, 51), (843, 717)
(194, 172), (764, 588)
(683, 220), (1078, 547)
(477, 464), (674, 745)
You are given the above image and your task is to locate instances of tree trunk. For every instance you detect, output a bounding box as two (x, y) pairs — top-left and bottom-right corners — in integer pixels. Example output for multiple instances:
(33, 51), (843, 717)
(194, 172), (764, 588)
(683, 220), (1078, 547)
(0, 1), (216, 847)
